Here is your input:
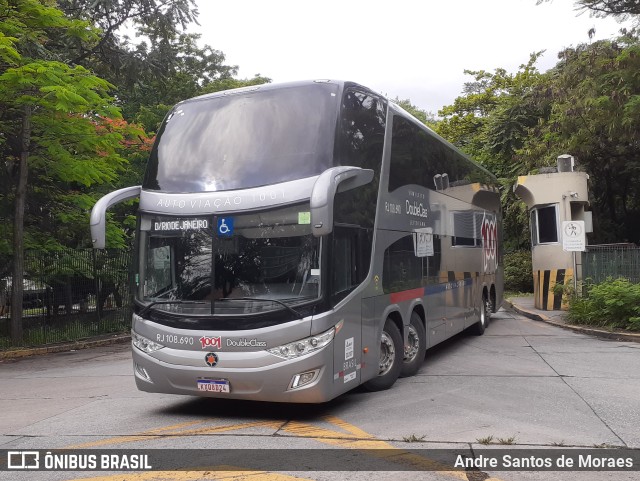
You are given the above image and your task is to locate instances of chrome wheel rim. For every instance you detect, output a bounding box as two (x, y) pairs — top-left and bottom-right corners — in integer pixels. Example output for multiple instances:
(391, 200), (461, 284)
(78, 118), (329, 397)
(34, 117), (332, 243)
(379, 331), (396, 376)
(404, 325), (419, 363)
(481, 298), (488, 326)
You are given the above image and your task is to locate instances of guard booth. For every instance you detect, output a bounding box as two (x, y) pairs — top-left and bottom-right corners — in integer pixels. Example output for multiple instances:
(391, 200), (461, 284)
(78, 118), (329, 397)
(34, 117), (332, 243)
(514, 155), (591, 310)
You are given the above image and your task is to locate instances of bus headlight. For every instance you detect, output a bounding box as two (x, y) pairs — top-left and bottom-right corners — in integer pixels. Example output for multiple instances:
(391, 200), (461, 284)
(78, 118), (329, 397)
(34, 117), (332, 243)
(132, 330), (164, 354)
(267, 326), (335, 359)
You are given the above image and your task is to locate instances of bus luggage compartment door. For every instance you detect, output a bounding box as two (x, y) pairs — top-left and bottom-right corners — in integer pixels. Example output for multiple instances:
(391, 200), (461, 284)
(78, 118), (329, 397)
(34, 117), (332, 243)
(331, 299), (363, 392)
(360, 297), (379, 384)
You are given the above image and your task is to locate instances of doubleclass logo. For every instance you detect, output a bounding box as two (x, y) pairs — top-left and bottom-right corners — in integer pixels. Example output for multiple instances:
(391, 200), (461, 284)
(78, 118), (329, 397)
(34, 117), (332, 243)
(226, 338), (267, 348)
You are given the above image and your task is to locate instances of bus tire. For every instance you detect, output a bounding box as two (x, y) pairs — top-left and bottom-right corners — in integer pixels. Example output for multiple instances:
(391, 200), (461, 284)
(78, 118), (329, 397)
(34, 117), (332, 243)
(485, 293), (493, 325)
(363, 318), (403, 391)
(473, 295), (490, 336)
(400, 311), (426, 378)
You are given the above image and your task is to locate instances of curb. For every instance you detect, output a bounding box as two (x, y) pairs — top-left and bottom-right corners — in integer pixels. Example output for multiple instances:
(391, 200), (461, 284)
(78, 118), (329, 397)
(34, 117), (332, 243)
(0, 334), (131, 360)
(503, 299), (640, 343)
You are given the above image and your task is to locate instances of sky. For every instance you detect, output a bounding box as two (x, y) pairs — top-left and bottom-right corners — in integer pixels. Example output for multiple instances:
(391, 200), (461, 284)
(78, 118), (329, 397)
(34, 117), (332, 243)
(191, 0), (631, 115)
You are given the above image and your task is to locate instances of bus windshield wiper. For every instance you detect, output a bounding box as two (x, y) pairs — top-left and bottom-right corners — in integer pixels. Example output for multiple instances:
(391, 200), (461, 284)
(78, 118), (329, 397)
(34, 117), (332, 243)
(215, 297), (303, 319)
(139, 300), (207, 316)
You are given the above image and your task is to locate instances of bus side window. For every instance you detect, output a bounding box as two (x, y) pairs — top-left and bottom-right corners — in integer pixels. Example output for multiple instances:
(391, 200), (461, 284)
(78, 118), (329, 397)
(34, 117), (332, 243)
(388, 116), (448, 193)
(331, 225), (371, 304)
(382, 235), (422, 294)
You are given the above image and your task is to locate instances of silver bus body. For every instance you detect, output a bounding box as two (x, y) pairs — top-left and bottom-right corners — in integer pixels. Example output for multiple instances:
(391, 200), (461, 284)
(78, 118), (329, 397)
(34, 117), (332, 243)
(91, 80), (503, 403)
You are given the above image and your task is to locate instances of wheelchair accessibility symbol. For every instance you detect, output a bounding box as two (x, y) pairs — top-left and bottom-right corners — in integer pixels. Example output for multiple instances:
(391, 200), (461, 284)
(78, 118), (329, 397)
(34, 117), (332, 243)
(217, 217), (234, 237)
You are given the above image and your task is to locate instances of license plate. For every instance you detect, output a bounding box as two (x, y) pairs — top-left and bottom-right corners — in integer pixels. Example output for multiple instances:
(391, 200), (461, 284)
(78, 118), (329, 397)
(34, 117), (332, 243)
(197, 379), (230, 393)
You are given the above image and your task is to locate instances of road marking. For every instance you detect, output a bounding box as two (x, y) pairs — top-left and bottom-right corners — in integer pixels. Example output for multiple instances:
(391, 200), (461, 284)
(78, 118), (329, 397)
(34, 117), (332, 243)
(280, 416), (471, 480)
(64, 466), (315, 481)
(61, 416), (505, 481)
(66, 420), (282, 449)
(321, 415), (376, 438)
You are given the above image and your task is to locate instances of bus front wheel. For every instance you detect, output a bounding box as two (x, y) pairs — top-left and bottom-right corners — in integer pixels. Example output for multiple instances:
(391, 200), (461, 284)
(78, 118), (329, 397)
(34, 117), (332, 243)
(363, 319), (403, 391)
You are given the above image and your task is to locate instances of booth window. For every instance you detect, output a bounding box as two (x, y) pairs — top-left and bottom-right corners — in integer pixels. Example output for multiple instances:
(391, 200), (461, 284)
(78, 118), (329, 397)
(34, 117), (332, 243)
(531, 204), (558, 245)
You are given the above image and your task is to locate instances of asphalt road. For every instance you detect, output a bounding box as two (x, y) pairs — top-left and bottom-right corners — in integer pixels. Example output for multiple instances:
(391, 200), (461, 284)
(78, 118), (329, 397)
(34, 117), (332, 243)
(1, 308), (639, 481)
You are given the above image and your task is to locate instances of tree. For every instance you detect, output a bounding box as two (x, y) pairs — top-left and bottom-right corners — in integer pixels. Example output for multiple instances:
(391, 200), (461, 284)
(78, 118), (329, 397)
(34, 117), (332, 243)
(519, 33), (640, 242)
(3, 0), (241, 248)
(437, 31), (640, 246)
(436, 54), (548, 250)
(581, 0), (640, 17)
(115, 32), (238, 128)
(392, 97), (437, 128)
(54, 1), (242, 133)
(56, 0), (199, 65)
(118, 35), (268, 134)
(54, 1), (260, 191)
(0, 0), (128, 342)
(200, 75), (272, 95)
(537, 0), (640, 22)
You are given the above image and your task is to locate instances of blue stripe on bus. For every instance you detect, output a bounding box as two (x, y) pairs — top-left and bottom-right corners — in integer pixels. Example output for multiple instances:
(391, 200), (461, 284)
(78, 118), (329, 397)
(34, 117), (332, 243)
(424, 277), (474, 296)
(388, 276), (475, 302)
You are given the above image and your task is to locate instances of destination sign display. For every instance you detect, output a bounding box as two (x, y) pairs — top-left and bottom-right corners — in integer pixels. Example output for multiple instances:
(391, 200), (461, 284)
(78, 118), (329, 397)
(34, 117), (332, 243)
(152, 218), (210, 232)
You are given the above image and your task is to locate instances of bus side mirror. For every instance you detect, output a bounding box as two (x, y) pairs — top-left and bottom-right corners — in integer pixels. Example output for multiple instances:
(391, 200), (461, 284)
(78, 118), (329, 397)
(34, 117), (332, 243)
(90, 186), (141, 249)
(310, 167), (374, 237)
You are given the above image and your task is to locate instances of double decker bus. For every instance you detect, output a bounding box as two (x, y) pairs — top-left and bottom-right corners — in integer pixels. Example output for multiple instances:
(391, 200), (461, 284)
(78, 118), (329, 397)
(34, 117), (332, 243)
(90, 80), (503, 403)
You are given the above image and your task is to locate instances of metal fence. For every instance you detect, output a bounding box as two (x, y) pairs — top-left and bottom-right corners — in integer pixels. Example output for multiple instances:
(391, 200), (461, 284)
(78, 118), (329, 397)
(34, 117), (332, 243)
(0, 249), (132, 349)
(582, 243), (640, 285)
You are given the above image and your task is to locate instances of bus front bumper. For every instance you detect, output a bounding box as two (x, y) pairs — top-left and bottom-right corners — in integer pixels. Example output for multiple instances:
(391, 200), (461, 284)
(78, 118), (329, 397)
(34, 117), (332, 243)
(131, 343), (336, 403)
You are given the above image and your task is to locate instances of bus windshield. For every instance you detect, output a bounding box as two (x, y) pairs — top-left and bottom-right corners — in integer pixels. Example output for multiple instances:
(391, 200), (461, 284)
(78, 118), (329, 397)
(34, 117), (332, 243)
(143, 83), (340, 193)
(138, 204), (321, 316)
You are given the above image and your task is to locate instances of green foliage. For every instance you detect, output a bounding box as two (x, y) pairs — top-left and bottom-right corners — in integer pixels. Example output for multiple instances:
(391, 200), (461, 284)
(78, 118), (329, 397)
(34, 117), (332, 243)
(0, 32), (21, 63)
(537, 1), (640, 23)
(0, 0), (132, 252)
(435, 53), (546, 250)
(133, 75), (272, 133)
(114, 32), (238, 123)
(392, 97), (437, 128)
(531, 35), (640, 242)
(437, 31), (640, 245)
(49, 0), (246, 192)
(200, 75), (272, 95)
(133, 103), (173, 133)
(504, 250), (534, 293)
(55, 0), (198, 67)
(1, 0), (272, 254)
(568, 277), (640, 330)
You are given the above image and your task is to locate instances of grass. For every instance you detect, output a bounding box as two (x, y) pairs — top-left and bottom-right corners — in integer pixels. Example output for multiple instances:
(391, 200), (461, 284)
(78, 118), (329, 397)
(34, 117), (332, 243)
(497, 436), (517, 445)
(475, 434), (517, 445)
(504, 290), (534, 299)
(476, 435), (494, 445)
(403, 434), (427, 443)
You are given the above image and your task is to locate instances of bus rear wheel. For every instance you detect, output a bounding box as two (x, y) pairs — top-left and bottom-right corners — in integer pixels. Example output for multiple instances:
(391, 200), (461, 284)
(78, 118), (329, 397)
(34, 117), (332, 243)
(363, 319), (403, 391)
(473, 294), (490, 336)
(400, 312), (426, 378)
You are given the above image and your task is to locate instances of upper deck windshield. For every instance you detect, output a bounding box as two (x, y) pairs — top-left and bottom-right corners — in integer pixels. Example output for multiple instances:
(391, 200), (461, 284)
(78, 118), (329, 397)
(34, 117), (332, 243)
(143, 83), (340, 193)
(138, 204), (321, 317)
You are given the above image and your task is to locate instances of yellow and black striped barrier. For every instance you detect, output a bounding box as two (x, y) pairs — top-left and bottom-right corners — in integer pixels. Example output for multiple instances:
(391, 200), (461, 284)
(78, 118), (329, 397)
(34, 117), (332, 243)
(533, 269), (573, 311)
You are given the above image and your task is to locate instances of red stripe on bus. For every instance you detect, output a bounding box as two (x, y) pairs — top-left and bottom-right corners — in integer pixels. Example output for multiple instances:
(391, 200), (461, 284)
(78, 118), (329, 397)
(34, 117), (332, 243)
(390, 288), (425, 304)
